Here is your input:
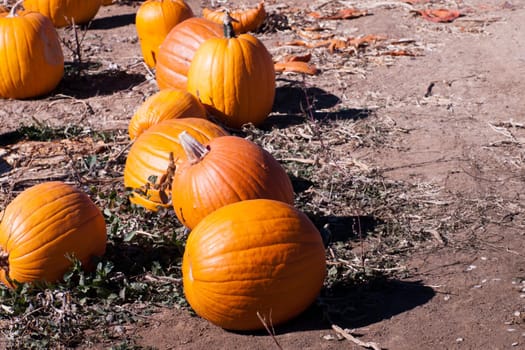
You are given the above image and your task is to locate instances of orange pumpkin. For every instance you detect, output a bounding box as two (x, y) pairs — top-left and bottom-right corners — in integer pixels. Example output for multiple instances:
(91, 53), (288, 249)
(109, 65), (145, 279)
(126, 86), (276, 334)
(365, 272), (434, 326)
(123, 118), (228, 211)
(172, 133), (294, 229)
(136, 0), (194, 68)
(202, 1), (266, 34)
(186, 14), (275, 129)
(128, 88), (207, 140)
(155, 17), (222, 90)
(23, 0), (102, 27)
(182, 199), (327, 330)
(0, 181), (107, 287)
(0, 2), (64, 99)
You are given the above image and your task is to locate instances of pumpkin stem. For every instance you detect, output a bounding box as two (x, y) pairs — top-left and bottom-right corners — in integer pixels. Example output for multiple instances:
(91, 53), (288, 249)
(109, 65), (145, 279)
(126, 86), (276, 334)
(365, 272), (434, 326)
(223, 12), (238, 38)
(0, 249), (8, 275)
(179, 131), (210, 165)
(7, 0), (23, 17)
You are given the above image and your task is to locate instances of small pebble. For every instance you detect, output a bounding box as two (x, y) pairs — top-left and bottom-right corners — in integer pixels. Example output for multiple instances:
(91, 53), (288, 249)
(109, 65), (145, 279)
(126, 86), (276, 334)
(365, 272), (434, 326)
(323, 334), (336, 341)
(481, 279), (487, 283)
(512, 342), (519, 347)
(514, 311), (521, 317)
(466, 265), (477, 271)
(508, 328), (516, 332)
(481, 256), (487, 261)
(456, 337), (464, 343)
(520, 294), (525, 298)
(444, 295), (451, 301)
(472, 285), (482, 289)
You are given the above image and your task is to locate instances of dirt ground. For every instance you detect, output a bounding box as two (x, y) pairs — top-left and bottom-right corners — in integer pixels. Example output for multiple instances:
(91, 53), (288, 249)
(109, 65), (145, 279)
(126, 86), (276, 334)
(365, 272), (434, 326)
(1, 0), (525, 349)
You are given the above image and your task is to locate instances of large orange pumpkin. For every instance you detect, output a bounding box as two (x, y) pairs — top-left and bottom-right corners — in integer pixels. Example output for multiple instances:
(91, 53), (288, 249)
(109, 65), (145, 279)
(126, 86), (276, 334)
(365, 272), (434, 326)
(136, 0), (194, 68)
(128, 88), (207, 140)
(155, 17), (222, 90)
(172, 133), (294, 229)
(186, 14), (275, 129)
(0, 3), (64, 99)
(0, 181), (107, 287)
(23, 0), (102, 27)
(123, 118), (228, 211)
(202, 1), (266, 34)
(182, 199), (327, 331)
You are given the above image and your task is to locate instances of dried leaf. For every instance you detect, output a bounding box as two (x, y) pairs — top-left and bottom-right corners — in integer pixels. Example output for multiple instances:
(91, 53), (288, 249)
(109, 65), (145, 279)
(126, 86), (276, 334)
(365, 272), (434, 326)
(275, 61), (319, 75)
(328, 39), (348, 53)
(308, 8), (369, 20)
(307, 11), (323, 18)
(348, 34), (387, 48)
(381, 50), (419, 56)
(281, 40), (316, 47)
(282, 53), (312, 63)
(417, 9), (461, 23)
(296, 29), (334, 40)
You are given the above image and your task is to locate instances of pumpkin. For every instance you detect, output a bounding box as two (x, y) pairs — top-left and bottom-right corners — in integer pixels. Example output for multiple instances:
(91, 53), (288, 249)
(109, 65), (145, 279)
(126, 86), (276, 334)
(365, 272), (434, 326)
(128, 88), (207, 140)
(155, 17), (222, 90)
(23, 0), (102, 28)
(202, 1), (266, 34)
(186, 14), (275, 129)
(182, 199), (326, 331)
(136, 0), (194, 68)
(124, 118), (228, 211)
(172, 132), (294, 229)
(0, 2), (64, 99)
(0, 181), (107, 287)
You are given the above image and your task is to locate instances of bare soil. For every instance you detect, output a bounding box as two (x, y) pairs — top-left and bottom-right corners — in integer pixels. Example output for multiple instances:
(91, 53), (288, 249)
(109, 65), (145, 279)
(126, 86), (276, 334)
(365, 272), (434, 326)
(1, 0), (524, 349)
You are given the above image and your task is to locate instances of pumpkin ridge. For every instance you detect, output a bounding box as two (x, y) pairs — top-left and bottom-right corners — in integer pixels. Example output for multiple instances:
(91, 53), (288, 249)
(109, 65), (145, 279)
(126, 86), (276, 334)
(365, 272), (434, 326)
(8, 198), (103, 260)
(5, 190), (81, 249)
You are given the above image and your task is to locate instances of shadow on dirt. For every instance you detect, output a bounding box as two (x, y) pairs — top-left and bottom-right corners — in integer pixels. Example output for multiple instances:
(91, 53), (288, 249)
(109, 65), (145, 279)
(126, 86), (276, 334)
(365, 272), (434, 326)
(58, 68), (146, 98)
(265, 83), (372, 128)
(90, 13), (136, 30)
(278, 278), (435, 334)
(310, 214), (382, 245)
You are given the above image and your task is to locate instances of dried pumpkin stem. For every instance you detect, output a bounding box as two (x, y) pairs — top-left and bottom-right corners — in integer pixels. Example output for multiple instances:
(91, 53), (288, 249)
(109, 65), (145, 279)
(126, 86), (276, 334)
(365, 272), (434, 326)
(222, 11), (238, 38)
(7, 0), (23, 17)
(179, 131), (209, 165)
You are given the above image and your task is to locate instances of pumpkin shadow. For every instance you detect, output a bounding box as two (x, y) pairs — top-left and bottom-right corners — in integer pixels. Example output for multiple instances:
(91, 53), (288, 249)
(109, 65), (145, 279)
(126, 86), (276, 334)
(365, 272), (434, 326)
(277, 278), (436, 334)
(264, 84), (372, 129)
(57, 67), (146, 98)
(105, 241), (183, 276)
(90, 13), (136, 30)
(308, 214), (382, 246)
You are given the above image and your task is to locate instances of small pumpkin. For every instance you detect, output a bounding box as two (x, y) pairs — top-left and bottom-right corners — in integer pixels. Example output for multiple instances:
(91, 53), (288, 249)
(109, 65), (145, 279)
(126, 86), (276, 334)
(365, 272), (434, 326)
(182, 199), (327, 331)
(0, 181), (107, 287)
(123, 118), (228, 211)
(0, 1), (64, 99)
(23, 0), (102, 27)
(136, 0), (194, 68)
(202, 1), (266, 34)
(128, 88), (207, 140)
(186, 14), (275, 129)
(172, 132), (294, 229)
(155, 17), (223, 90)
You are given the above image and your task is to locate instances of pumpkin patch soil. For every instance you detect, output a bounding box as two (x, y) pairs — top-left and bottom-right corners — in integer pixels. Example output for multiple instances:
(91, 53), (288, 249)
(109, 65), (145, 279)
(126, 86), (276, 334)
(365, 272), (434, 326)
(1, 0), (524, 349)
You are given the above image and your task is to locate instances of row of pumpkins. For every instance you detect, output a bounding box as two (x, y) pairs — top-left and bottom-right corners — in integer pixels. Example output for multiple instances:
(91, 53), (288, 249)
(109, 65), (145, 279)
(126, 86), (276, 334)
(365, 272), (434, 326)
(0, 0), (274, 130)
(0, 0), (328, 331)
